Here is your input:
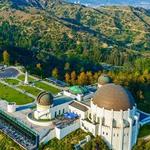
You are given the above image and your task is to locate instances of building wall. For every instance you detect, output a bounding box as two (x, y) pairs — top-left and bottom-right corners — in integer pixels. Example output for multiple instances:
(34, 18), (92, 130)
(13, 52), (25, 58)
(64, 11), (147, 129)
(55, 119), (80, 140)
(80, 119), (99, 136)
(69, 105), (88, 119)
(81, 102), (140, 150)
(50, 101), (70, 119)
(63, 91), (94, 101)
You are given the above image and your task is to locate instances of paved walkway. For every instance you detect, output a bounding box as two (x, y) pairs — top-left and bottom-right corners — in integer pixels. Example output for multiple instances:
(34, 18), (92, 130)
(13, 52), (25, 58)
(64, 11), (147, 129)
(138, 110), (150, 126)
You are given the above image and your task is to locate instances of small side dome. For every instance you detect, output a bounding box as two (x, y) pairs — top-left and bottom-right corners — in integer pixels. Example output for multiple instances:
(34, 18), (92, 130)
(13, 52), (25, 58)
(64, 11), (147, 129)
(98, 74), (112, 85)
(69, 86), (89, 95)
(37, 91), (53, 106)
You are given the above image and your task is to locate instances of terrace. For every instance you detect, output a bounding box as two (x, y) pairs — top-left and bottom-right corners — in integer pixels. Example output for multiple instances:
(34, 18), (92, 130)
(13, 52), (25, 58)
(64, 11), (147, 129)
(0, 109), (39, 149)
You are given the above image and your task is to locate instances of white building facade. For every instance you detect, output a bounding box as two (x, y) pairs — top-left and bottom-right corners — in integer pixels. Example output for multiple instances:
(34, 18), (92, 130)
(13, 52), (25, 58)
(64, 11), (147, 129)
(27, 77), (140, 150)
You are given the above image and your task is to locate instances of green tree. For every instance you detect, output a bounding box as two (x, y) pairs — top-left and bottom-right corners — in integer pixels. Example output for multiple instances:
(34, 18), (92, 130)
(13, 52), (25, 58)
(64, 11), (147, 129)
(64, 62), (70, 72)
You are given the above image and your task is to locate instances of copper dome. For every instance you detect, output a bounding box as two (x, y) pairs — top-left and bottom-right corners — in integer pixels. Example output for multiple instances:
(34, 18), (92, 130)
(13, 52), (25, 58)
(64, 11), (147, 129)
(92, 84), (135, 111)
(37, 91), (53, 106)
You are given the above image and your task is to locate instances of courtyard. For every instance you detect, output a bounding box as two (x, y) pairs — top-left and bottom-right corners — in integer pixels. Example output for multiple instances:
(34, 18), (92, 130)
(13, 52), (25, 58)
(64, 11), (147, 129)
(0, 67), (61, 105)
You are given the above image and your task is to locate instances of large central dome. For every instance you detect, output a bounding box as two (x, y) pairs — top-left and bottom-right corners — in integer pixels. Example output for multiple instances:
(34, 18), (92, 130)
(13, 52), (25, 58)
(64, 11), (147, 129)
(92, 84), (135, 111)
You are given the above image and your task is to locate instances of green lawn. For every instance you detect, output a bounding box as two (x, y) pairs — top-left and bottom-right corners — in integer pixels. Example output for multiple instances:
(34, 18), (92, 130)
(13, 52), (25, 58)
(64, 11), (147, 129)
(35, 82), (60, 94)
(4, 78), (20, 85)
(17, 74), (36, 82)
(0, 83), (34, 105)
(138, 124), (150, 138)
(17, 74), (60, 94)
(18, 85), (42, 96)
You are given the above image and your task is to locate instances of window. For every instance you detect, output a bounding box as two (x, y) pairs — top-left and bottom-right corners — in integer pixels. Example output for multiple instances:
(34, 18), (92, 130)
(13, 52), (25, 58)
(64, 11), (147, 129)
(88, 113), (91, 119)
(55, 112), (57, 117)
(59, 110), (61, 115)
(113, 119), (117, 127)
(102, 118), (105, 125)
(63, 109), (65, 113)
(103, 132), (105, 135)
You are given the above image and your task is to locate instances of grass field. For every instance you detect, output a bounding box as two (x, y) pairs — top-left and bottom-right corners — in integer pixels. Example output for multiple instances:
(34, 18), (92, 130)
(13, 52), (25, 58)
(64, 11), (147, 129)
(0, 83), (33, 105)
(138, 124), (150, 138)
(18, 85), (42, 96)
(18, 74), (36, 82)
(17, 74), (60, 94)
(4, 79), (20, 85)
(35, 82), (60, 94)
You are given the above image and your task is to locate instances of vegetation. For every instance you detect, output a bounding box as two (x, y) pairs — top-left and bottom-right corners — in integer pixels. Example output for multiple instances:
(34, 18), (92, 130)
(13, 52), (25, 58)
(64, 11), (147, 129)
(133, 139), (150, 150)
(83, 136), (109, 150)
(0, 0), (149, 149)
(3, 78), (20, 85)
(138, 124), (150, 138)
(0, 131), (22, 150)
(3, 50), (9, 65)
(40, 129), (91, 150)
(18, 85), (42, 96)
(17, 74), (36, 82)
(35, 82), (61, 94)
(0, 82), (33, 105)
(0, 1), (149, 79)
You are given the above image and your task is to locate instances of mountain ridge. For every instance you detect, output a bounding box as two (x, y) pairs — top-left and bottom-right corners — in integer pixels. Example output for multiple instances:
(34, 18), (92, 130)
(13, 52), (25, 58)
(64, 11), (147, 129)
(0, 0), (149, 70)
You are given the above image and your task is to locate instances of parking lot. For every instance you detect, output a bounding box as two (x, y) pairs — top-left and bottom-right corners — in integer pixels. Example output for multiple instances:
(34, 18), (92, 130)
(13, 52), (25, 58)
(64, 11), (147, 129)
(0, 67), (19, 78)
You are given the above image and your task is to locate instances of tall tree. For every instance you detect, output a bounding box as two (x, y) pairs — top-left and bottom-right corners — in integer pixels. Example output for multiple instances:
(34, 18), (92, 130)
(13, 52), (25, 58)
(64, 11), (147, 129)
(65, 73), (70, 84)
(86, 71), (93, 84)
(64, 62), (70, 72)
(77, 72), (87, 85)
(3, 50), (10, 65)
(52, 67), (59, 79)
(71, 71), (77, 85)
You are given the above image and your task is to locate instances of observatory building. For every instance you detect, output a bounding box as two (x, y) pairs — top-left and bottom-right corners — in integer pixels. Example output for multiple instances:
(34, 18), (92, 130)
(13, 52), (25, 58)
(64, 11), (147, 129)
(26, 75), (140, 150)
(1, 74), (140, 150)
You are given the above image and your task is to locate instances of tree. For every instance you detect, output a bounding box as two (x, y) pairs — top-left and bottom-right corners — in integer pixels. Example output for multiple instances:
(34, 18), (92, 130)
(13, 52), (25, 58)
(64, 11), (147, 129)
(65, 73), (70, 84)
(71, 71), (77, 85)
(36, 63), (43, 77)
(3, 50), (10, 65)
(52, 68), (59, 79)
(64, 62), (70, 72)
(77, 72), (87, 85)
(83, 136), (109, 150)
(36, 63), (42, 70)
(86, 71), (93, 84)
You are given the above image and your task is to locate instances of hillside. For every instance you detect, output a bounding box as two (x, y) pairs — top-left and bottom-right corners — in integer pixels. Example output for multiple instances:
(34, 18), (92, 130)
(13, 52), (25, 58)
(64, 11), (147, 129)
(0, 0), (150, 74)
(67, 0), (150, 9)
